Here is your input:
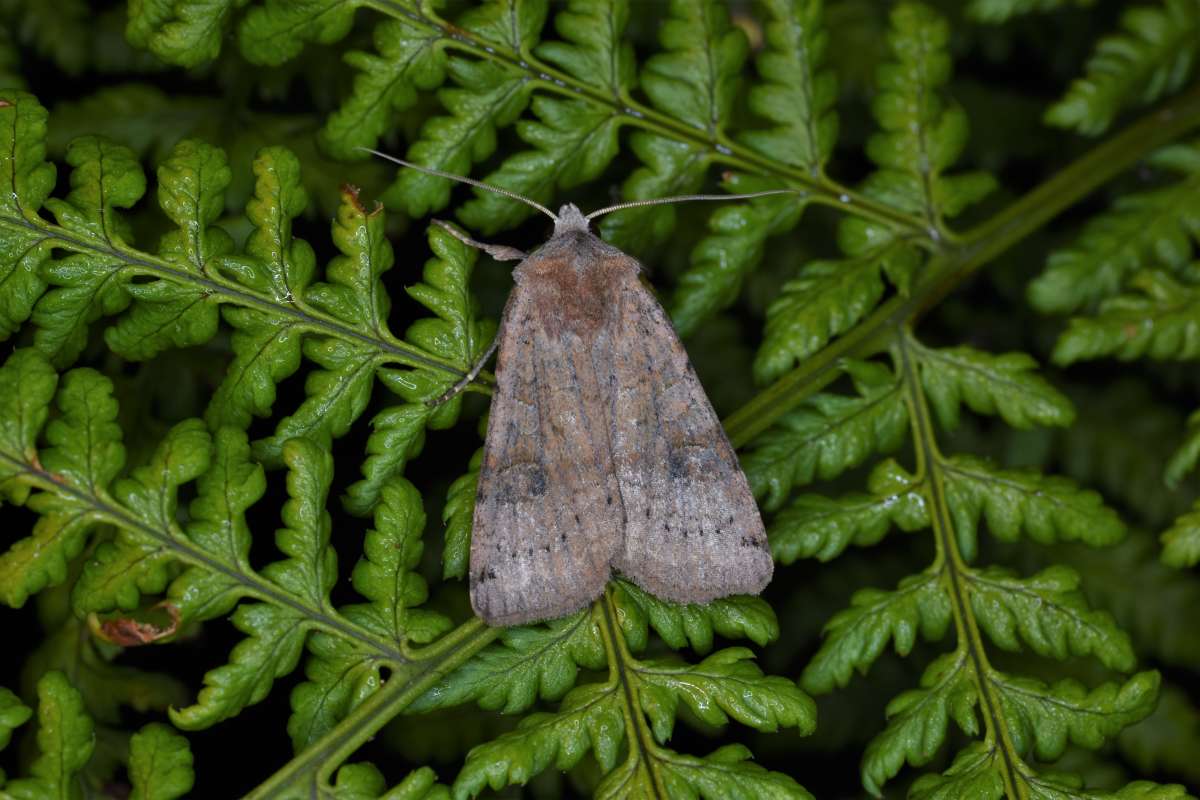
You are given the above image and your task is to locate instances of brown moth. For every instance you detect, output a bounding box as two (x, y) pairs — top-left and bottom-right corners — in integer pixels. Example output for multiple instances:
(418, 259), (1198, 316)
(365, 150), (783, 626)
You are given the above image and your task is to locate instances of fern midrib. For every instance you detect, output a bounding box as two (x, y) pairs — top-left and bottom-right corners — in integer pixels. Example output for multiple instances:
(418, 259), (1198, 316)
(1, 450), (407, 665)
(725, 81), (1200, 448)
(365, 0), (925, 235)
(244, 618), (498, 798)
(898, 333), (1026, 800)
(599, 593), (670, 799)
(0, 214), (470, 379)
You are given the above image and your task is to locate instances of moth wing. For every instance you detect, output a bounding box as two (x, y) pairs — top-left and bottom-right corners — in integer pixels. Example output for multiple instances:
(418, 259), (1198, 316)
(470, 286), (623, 626)
(608, 275), (773, 604)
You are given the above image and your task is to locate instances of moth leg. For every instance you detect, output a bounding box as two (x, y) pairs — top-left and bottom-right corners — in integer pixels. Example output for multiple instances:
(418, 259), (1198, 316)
(432, 219), (527, 262)
(429, 336), (499, 407)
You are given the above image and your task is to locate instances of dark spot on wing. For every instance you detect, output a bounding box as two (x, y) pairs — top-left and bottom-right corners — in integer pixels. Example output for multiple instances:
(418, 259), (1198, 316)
(668, 451), (688, 480)
(529, 467), (546, 496)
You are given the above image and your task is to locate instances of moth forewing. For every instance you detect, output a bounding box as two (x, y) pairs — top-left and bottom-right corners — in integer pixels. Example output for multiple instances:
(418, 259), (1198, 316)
(468, 208), (771, 626)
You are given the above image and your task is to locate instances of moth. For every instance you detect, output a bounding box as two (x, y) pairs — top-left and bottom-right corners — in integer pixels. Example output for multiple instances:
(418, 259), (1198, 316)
(366, 150), (786, 626)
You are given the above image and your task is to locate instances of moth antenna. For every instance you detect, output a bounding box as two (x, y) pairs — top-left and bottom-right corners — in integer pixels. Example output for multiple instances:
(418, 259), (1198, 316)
(357, 147), (559, 223)
(586, 189), (799, 221)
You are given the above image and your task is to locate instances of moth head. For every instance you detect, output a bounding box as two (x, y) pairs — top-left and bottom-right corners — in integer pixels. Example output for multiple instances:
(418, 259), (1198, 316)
(554, 204), (590, 235)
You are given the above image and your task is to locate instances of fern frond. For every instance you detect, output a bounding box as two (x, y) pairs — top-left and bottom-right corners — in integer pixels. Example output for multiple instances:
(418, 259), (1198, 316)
(1160, 502), (1200, 567)
(743, 359), (907, 511)
(967, 0), (1095, 23)
(801, 572), (951, 694)
(1029, 142), (1200, 315)
(125, 0), (244, 68)
(0, 673), (194, 800)
(1046, 0), (1200, 136)
(668, 0), (833, 335)
(769, 459), (928, 564)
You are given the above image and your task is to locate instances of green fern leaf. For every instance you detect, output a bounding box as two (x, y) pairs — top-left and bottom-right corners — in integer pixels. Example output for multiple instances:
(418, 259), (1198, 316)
(290, 478), (450, 749)
(128, 723), (195, 800)
(670, 185), (805, 337)
(0, 0), (90, 75)
(105, 139), (230, 360)
(1, 672), (94, 799)
(651, 744), (814, 800)
(648, 0), (793, 334)
(0, 92), (54, 339)
(536, 0), (634, 92)
(801, 572), (951, 694)
(967, 0), (1095, 22)
(347, 478), (450, 643)
(343, 226), (489, 514)
(611, 580), (778, 654)
(1052, 270), (1200, 365)
(206, 147), (311, 428)
(994, 670), (1159, 761)
(0, 686), (32, 753)
(743, 360), (907, 511)
(863, 2), (996, 232)
(906, 743), (1003, 800)
(0, 349), (57, 505)
(597, 131), (710, 255)
(743, 0), (837, 173)
(941, 455), (1126, 560)
(410, 611), (604, 715)
(0, 367), (123, 607)
(380, 2), (546, 218)
(456, 0), (632, 232)
(253, 198), (461, 469)
(967, 565), (1135, 670)
(452, 681), (624, 797)
(642, 0), (746, 136)
(861, 651), (978, 796)
(441, 447), (482, 580)
(755, 255), (887, 383)
(32, 135), (144, 364)
(380, 57), (533, 218)
(1029, 142), (1200, 314)
(1046, 0), (1200, 136)
(329, 765), (449, 800)
(1165, 409), (1200, 488)
(73, 419), (212, 613)
(238, 0), (360, 67)
(168, 427), (264, 623)
(770, 459), (928, 564)
(660, 0), (835, 329)
(1160, 501), (1200, 567)
(635, 648), (816, 741)
(249, 238), (382, 463)
(914, 343), (1075, 429)
(459, 95), (621, 234)
(320, 17), (448, 159)
(1119, 684), (1200, 784)
(125, 0), (246, 68)
(171, 438), (336, 729)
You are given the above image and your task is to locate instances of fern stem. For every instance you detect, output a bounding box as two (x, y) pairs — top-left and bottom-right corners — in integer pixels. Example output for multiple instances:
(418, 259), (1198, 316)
(724, 82), (1200, 448)
(0, 216), (469, 376)
(244, 619), (498, 798)
(364, 0), (924, 235)
(597, 592), (670, 798)
(897, 332), (1026, 800)
(1, 451), (410, 664)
